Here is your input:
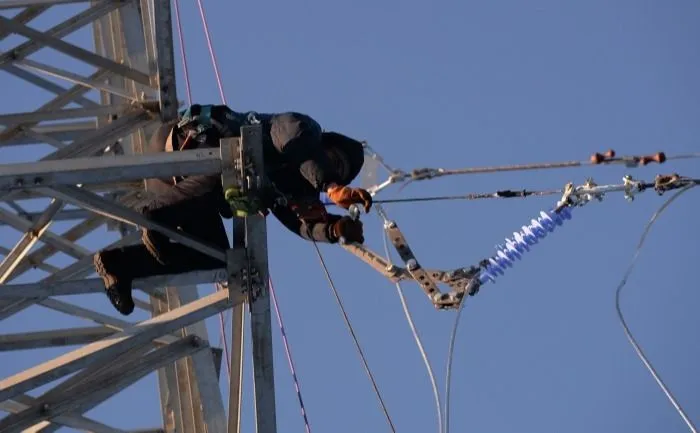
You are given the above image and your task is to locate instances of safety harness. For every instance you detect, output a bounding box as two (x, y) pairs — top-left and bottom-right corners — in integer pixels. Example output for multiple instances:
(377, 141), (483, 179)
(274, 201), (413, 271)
(168, 105), (332, 224)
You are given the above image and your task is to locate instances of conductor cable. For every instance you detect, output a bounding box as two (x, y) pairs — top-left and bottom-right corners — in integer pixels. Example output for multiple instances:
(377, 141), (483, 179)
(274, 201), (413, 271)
(615, 184), (697, 433)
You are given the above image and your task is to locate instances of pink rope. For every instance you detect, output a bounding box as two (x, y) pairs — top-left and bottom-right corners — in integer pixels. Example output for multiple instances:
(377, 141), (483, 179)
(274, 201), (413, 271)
(270, 278), (312, 433)
(172, 0), (192, 105)
(195, 0), (227, 104)
(172, 0), (231, 380)
(182, 7), (312, 429)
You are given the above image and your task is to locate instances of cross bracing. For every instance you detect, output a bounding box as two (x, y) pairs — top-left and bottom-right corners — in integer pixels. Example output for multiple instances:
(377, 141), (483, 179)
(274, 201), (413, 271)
(0, 2), (272, 432)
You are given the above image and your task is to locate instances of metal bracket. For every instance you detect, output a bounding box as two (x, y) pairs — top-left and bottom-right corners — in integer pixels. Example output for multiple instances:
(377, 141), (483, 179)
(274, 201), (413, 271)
(342, 216), (480, 310)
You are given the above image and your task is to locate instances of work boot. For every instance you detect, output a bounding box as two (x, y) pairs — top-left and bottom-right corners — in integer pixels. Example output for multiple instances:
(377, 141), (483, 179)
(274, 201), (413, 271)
(93, 248), (135, 315)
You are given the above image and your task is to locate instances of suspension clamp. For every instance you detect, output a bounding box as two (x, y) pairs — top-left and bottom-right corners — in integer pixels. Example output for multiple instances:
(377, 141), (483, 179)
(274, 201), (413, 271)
(622, 175), (645, 202)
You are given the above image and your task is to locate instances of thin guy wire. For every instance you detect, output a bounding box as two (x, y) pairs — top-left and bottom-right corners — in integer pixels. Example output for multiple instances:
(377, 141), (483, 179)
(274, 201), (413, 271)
(311, 240), (397, 432)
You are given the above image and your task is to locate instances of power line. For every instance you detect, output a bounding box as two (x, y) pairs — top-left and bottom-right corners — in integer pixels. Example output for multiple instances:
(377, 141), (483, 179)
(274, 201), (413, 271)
(614, 184), (698, 433)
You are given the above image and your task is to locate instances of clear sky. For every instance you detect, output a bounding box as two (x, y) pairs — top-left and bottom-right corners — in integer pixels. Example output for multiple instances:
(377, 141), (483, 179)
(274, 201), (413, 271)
(1, 1), (699, 432)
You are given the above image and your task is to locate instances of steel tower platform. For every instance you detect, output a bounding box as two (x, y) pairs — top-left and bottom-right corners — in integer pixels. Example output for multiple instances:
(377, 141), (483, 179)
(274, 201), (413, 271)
(0, 1), (276, 432)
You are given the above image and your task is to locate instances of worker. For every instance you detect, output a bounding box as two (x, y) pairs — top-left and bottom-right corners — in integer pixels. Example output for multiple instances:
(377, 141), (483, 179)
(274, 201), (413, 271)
(93, 104), (372, 315)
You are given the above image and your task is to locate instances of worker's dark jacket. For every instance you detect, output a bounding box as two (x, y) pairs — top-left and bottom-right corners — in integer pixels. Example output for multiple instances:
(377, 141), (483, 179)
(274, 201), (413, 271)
(144, 106), (345, 243)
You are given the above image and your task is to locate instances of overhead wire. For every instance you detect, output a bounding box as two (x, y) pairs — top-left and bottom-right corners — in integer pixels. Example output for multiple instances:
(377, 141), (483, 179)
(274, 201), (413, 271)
(311, 240), (397, 432)
(362, 149), (700, 195)
(614, 184), (698, 433)
(381, 227), (444, 433)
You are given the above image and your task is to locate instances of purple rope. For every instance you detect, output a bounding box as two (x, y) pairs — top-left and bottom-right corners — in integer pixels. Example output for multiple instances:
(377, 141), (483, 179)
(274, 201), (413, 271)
(269, 278), (312, 433)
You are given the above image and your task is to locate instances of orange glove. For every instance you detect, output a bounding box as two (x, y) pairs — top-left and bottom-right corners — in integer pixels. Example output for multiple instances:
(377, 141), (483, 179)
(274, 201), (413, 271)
(332, 216), (364, 244)
(327, 185), (372, 212)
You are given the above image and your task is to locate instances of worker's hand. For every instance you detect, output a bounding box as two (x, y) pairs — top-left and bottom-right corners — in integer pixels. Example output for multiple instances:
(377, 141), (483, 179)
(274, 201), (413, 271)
(332, 216), (364, 244)
(326, 185), (372, 213)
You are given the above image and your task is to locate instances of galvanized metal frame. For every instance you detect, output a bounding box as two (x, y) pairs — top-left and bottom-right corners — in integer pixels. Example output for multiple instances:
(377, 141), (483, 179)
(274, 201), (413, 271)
(0, 1), (276, 432)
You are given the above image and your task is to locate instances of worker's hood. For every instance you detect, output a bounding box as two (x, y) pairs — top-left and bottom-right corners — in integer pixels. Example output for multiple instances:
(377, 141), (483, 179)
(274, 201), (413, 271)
(321, 132), (365, 186)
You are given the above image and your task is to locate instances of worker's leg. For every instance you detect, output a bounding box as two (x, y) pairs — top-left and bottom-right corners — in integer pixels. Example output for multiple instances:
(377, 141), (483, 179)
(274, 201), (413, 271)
(95, 194), (229, 315)
(141, 190), (230, 265)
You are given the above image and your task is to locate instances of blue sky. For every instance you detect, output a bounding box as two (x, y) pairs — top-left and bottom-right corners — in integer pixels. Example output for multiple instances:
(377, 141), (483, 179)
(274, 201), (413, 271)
(1, 0), (699, 432)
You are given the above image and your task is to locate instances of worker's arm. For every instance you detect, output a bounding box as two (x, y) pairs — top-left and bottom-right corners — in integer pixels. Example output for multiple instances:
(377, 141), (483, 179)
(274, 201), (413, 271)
(271, 205), (342, 243)
(270, 204), (365, 244)
(269, 112), (341, 192)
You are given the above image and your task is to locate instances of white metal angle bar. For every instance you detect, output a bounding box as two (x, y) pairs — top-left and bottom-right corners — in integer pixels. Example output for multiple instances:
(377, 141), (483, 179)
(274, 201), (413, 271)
(0, 5), (49, 40)
(0, 335), (206, 432)
(1, 396), (127, 433)
(0, 288), (233, 403)
(0, 198), (65, 283)
(0, 0), (124, 68)
(0, 104), (139, 125)
(151, 295), (184, 433)
(0, 123), (98, 147)
(0, 15), (152, 86)
(37, 298), (181, 346)
(0, 148), (222, 192)
(13, 56), (141, 101)
(192, 348), (228, 432)
(152, 0), (178, 120)
(0, 230), (142, 321)
(45, 185), (228, 261)
(178, 285), (227, 433)
(0, 326), (115, 351)
(41, 111), (152, 160)
(0, 64), (98, 114)
(0, 0), (90, 9)
(20, 129), (68, 149)
(0, 267), (229, 299)
(3, 215), (105, 283)
(240, 125), (277, 433)
(0, 207), (89, 259)
(0, 69), (109, 144)
(227, 218), (248, 433)
(167, 289), (203, 433)
(0, 245), (57, 274)
(0, 208), (90, 224)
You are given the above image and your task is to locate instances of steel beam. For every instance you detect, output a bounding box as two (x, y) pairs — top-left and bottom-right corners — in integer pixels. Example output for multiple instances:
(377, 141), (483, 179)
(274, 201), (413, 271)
(0, 15), (151, 85)
(0, 335), (206, 432)
(1, 395), (127, 433)
(0, 326), (116, 351)
(0, 288), (234, 403)
(0, 148), (223, 192)
(242, 126), (278, 433)
(43, 185), (227, 261)
(0, 267), (228, 299)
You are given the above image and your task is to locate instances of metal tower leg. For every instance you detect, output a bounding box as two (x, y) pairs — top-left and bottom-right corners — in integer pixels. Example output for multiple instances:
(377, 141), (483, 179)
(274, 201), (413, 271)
(0, 1), (236, 432)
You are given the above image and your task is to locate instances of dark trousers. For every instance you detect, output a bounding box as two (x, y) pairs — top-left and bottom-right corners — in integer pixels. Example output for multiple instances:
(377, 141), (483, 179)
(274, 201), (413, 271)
(101, 191), (230, 283)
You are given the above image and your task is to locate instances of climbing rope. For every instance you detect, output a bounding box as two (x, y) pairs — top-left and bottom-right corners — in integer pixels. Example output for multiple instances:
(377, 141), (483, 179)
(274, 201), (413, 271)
(312, 240), (397, 432)
(614, 185), (698, 433)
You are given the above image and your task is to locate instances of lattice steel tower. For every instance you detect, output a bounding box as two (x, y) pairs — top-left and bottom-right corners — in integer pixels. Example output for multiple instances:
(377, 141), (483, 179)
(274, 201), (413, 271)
(0, 1), (276, 432)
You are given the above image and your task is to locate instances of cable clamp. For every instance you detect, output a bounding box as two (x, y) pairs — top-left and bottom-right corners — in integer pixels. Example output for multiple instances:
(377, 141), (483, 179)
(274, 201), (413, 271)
(622, 175), (645, 202)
